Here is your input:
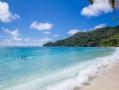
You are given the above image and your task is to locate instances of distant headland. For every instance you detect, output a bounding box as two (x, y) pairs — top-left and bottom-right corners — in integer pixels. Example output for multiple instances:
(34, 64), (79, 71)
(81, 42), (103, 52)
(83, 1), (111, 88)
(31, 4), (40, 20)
(44, 25), (119, 47)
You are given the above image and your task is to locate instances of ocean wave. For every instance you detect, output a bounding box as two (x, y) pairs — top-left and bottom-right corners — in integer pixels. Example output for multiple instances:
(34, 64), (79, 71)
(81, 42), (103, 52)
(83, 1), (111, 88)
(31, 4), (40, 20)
(45, 48), (119, 90)
(3, 48), (119, 90)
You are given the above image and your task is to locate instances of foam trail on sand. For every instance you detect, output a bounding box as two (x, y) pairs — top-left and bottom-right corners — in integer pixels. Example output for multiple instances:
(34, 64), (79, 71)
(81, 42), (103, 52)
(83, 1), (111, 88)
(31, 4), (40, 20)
(45, 48), (119, 90)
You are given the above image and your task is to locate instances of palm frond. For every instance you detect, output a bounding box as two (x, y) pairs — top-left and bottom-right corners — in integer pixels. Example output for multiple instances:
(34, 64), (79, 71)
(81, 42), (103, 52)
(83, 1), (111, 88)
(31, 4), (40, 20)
(109, 0), (116, 9)
(89, 0), (94, 4)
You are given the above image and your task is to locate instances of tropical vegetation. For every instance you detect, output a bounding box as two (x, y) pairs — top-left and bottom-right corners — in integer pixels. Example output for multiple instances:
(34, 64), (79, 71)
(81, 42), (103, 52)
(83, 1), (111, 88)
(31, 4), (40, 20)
(44, 25), (119, 47)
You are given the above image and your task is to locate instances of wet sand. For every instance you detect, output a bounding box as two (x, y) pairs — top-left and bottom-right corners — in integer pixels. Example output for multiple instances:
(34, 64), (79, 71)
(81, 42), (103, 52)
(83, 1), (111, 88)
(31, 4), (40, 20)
(74, 61), (119, 90)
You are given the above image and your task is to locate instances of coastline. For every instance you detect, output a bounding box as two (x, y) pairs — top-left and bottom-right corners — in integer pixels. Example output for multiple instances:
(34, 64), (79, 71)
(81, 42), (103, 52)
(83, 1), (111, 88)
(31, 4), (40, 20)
(45, 48), (119, 90)
(1, 48), (118, 90)
(74, 50), (119, 90)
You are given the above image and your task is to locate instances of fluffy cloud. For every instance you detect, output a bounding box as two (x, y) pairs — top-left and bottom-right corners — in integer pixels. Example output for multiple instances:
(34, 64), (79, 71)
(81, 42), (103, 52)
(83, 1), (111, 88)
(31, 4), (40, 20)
(43, 31), (51, 34)
(3, 28), (22, 41)
(0, 1), (19, 23)
(23, 37), (52, 46)
(53, 34), (60, 37)
(30, 21), (54, 31)
(1, 27), (53, 46)
(67, 24), (106, 34)
(68, 29), (79, 35)
(1, 37), (52, 46)
(4, 29), (20, 37)
(40, 37), (52, 42)
(81, 0), (112, 17)
(94, 24), (106, 29)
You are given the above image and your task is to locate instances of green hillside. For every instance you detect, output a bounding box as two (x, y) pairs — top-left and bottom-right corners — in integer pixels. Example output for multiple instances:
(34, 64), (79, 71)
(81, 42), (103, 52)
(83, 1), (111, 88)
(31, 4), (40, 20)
(44, 25), (119, 47)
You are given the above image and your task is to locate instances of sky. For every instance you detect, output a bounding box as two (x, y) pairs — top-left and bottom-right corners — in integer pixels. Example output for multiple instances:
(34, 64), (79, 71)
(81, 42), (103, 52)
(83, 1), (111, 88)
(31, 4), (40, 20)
(0, 0), (119, 46)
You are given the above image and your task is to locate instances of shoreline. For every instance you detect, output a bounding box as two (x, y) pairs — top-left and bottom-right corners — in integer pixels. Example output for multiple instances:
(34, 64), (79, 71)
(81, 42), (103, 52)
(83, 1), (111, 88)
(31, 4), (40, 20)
(1, 48), (119, 90)
(44, 48), (119, 90)
(74, 57), (119, 90)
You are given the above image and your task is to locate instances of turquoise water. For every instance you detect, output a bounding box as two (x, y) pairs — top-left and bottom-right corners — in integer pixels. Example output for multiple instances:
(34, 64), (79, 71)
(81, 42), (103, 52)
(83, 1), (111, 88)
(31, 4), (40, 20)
(0, 47), (115, 89)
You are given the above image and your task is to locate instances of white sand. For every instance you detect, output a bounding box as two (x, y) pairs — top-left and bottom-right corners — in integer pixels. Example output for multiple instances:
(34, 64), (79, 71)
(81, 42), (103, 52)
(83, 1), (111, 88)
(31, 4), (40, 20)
(74, 62), (119, 90)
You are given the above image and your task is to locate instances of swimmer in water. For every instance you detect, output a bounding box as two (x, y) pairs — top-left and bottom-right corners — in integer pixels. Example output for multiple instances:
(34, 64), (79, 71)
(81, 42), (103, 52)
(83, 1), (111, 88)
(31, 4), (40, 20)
(21, 55), (27, 59)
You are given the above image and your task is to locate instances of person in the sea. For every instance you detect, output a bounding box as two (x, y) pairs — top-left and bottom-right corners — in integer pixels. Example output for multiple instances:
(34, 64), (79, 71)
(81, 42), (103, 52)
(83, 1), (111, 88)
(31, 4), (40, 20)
(21, 55), (27, 60)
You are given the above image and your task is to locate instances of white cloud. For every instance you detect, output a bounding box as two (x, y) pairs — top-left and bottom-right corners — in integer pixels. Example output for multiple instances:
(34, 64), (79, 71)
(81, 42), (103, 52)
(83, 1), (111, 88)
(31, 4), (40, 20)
(1, 35), (52, 46)
(94, 24), (106, 29)
(12, 36), (23, 41)
(4, 28), (20, 37)
(40, 37), (52, 42)
(1, 27), (53, 46)
(67, 24), (106, 34)
(24, 38), (30, 42)
(68, 29), (79, 35)
(81, 24), (106, 31)
(43, 31), (51, 34)
(53, 34), (60, 37)
(3, 28), (22, 41)
(0, 1), (19, 23)
(30, 37), (52, 46)
(30, 21), (54, 31)
(81, 0), (112, 17)
(22, 37), (52, 46)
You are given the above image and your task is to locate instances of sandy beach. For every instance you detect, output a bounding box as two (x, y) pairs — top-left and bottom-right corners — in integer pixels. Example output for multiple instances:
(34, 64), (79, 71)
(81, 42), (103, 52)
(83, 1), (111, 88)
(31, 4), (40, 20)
(74, 60), (119, 90)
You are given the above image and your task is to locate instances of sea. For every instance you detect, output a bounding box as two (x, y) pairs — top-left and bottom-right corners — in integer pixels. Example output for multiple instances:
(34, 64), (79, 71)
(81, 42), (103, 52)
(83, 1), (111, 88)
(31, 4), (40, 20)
(0, 47), (118, 90)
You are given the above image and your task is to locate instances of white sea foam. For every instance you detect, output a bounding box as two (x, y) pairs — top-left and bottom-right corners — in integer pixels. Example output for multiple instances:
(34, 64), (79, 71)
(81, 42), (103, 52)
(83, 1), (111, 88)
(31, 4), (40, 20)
(45, 48), (119, 90)
(3, 48), (119, 90)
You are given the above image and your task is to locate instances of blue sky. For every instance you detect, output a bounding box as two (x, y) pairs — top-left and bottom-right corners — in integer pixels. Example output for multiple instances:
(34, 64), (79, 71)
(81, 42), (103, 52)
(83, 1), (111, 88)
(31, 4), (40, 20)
(0, 0), (119, 46)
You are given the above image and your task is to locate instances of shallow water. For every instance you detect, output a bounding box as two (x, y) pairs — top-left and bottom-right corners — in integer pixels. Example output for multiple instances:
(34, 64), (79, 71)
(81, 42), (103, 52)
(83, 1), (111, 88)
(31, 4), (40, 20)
(0, 47), (115, 90)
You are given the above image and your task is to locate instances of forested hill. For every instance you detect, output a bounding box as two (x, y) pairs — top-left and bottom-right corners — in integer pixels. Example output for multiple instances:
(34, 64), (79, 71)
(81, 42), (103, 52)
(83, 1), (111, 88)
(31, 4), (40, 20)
(44, 25), (119, 47)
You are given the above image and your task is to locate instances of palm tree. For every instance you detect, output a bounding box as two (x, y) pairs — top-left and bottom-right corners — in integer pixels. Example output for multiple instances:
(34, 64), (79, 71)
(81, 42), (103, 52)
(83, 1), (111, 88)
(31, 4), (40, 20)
(109, 0), (116, 10)
(89, 0), (94, 4)
(109, 0), (118, 24)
